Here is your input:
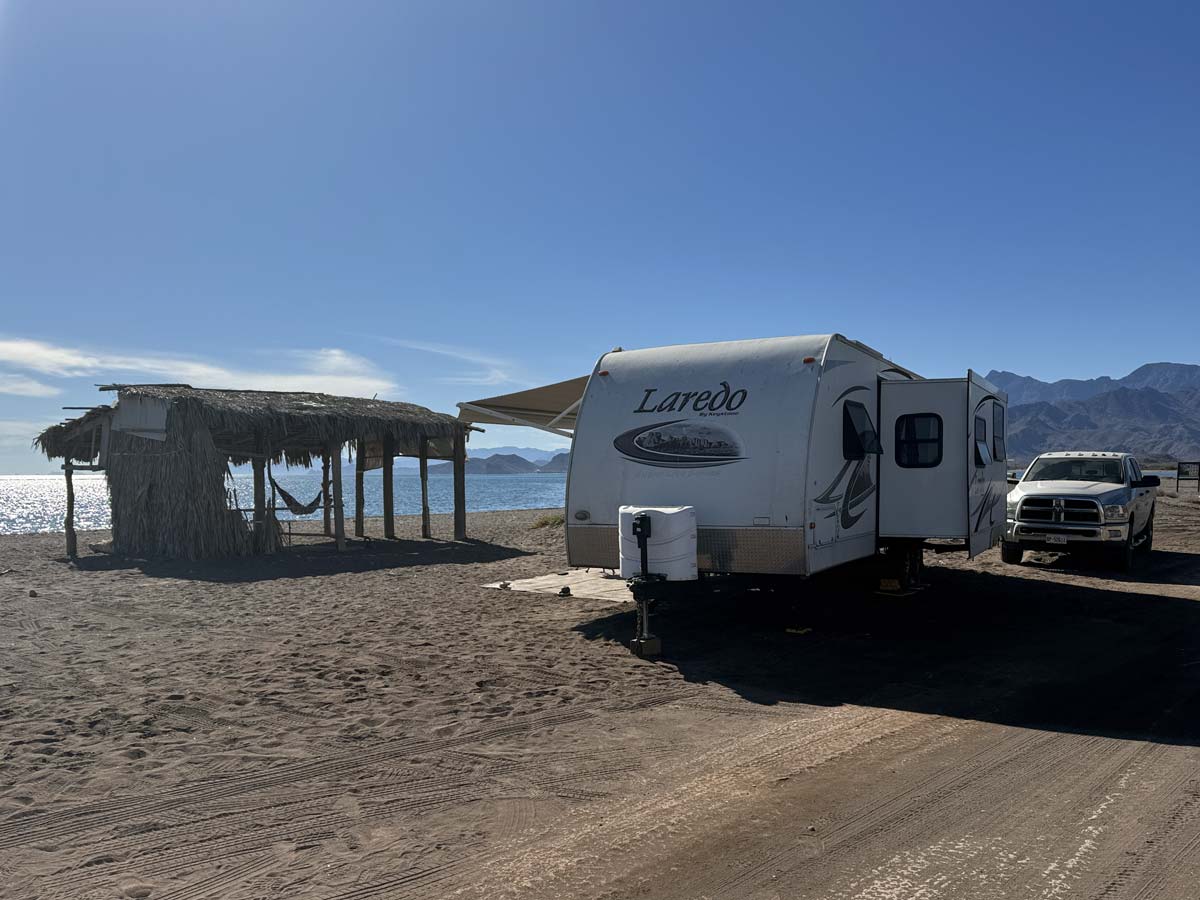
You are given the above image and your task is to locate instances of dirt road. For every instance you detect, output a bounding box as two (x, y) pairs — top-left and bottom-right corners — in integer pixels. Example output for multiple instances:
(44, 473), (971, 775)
(2, 493), (1199, 898)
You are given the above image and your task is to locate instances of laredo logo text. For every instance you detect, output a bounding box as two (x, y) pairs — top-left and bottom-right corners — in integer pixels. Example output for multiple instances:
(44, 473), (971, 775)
(634, 381), (747, 415)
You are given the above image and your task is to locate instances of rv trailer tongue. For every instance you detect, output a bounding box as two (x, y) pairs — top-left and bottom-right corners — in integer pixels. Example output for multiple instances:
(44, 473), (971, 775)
(620, 505), (699, 658)
(628, 513), (663, 658)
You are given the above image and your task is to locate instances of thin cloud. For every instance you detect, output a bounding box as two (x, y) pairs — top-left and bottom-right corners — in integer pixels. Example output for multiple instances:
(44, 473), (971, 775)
(0, 337), (400, 398)
(0, 419), (51, 449)
(0, 373), (61, 397)
(379, 338), (532, 388)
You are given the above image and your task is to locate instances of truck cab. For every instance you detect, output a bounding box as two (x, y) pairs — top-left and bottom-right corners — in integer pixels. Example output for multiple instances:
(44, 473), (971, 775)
(1003, 451), (1159, 570)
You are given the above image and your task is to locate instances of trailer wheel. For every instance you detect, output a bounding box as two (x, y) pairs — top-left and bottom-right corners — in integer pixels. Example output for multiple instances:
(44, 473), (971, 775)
(1000, 541), (1023, 565)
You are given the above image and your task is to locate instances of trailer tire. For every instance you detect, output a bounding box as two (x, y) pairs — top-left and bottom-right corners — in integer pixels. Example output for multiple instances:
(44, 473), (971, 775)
(1000, 542), (1023, 565)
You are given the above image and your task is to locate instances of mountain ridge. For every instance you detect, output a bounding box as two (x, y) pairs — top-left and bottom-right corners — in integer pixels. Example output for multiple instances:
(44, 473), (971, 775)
(986, 362), (1200, 406)
(427, 452), (569, 475)
(996, 364), (1200, 462)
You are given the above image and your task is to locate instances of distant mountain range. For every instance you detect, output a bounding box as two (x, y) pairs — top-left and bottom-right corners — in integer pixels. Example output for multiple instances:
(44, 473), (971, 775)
(386, 445), (566, 470)
(428, 452), (569, 475)
(468, 446), (565, 463)
(988, 364), (1200, 462)
(987, 363), (1200, 406)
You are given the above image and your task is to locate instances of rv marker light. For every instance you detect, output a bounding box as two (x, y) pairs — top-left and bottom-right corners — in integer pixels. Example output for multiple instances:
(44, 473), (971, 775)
(597, 370), (609, 376)
(803, 356), (816, 364)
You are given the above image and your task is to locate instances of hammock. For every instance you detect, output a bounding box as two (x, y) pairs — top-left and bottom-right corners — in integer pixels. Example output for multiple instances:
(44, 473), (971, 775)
(269, 476), (324, 516)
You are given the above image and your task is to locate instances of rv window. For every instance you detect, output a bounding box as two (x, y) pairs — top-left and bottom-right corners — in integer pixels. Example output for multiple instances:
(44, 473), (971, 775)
(992, 404), (1006, 463)
(895, 414), (942, 468)
(974, 415), (992, 467)
(842, 401), (882, 460)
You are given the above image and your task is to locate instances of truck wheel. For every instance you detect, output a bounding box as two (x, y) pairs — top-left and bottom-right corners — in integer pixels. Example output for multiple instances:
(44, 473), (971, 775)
(1000, 542), (1023, 565)
(1139, 508), (1155, 555)
(1112, 529), (1137, 573)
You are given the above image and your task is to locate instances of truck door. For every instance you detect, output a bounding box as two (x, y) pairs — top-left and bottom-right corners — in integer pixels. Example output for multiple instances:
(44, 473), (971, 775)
(967, 372), (1008, 558)
(1127, 457), (1150, 533)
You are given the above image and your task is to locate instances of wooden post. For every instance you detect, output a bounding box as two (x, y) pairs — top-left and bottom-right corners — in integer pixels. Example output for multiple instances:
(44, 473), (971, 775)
(252, 451), (266, 553)
(331, 441), (345, 551)
(321, 452), (332, 536)
(64, 462), (78, 559)
(453, 429), (466, 541)
(354, 438), (366, 537)
(419, 435), (431, 539)
(382, 435), (395, 539)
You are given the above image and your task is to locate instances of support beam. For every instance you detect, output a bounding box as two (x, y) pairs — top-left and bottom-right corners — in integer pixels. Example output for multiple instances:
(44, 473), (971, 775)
(64, 462), (77, 559)
(354, 439), (366, 538)
(419, 435), (431, 539)
(252, 450), (266, 553)
(321, 452), (332, 536)
(453, 429), (467, 541)
(382, 434), (395, 539)
(331, 441), (346, 551)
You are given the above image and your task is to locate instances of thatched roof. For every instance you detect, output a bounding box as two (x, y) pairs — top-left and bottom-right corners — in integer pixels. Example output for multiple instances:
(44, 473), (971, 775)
(35, 405), (112, 464)
(37, 385), (469, 466)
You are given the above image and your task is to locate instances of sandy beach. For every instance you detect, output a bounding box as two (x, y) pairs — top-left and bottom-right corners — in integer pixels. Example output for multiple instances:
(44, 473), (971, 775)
(4, 491), (1200, 899)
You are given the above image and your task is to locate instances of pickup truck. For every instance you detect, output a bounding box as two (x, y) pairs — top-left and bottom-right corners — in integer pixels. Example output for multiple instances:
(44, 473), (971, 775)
(1003, 451), (1159, 571)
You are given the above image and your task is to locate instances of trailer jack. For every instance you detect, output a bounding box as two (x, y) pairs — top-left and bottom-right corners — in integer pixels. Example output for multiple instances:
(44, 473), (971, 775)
(876, 540), (926, 596)
(627, 512), (665, 658)
(628, 576), (664, 658)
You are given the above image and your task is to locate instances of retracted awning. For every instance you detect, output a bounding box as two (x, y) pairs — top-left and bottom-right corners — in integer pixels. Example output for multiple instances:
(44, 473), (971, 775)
(457, 376), (589, 438)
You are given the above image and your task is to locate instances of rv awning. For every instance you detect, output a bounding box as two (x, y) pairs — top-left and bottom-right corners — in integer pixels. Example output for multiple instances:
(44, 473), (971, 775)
(457, 376), (589, 437)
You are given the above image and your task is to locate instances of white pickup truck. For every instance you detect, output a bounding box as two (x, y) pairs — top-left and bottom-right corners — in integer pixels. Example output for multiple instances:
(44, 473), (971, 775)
(1003, 451), (1159, 571)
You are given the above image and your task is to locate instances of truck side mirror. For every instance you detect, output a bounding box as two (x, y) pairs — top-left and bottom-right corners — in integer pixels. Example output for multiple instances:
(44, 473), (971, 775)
(1137, 475), (1160, 488)
(1007, 476), (1020, 486)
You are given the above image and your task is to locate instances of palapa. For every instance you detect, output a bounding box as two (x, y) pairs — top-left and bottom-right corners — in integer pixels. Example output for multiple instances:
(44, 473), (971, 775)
(36, 384), (472, 560)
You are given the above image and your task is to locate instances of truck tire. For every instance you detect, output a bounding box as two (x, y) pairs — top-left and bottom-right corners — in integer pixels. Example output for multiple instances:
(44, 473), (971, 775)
(1000, 542), (1023, 565)
(1139, 507), (1155, 555)
(1112, 529), (1136, 573)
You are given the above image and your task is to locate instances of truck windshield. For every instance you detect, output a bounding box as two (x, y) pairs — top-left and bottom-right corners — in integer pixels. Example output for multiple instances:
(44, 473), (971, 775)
(1023, 458), (1125, 485)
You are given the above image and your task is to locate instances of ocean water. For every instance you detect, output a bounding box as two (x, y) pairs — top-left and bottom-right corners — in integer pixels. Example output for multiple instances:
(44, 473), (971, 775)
(0, 471), (566, 535)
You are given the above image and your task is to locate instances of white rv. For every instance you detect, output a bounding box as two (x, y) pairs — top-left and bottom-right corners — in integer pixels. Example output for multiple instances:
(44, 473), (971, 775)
(460, 334), (1009, 582)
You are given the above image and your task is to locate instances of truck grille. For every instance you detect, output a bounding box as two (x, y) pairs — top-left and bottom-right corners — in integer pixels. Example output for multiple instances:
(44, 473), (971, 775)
(1018, 497), (1102, 525)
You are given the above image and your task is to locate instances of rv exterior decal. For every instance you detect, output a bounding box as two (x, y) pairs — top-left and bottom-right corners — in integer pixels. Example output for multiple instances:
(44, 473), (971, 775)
(972, 484), (997, 532)
(613, 419), (746, 468)
(634, 381), (748, 415)
(972, 393), (1002, 414)
(814, 458), (877, 529)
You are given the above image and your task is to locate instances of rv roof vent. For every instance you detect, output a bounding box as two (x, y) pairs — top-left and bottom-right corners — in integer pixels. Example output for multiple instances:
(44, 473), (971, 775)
(612, 346), (623, 352)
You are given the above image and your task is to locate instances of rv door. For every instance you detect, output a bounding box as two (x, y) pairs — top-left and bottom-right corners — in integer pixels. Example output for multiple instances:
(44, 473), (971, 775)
(967, 372), (1007, 558)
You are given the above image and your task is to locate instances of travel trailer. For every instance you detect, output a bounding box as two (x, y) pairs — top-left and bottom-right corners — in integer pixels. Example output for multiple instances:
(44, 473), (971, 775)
(460, 334), (1009, 586)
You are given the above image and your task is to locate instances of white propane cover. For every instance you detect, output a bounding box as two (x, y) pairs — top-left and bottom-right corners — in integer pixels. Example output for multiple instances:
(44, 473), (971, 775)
(618, 505), (698, 581)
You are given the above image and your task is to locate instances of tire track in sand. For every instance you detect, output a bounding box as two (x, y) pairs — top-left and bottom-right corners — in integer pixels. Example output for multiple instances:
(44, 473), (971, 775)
(446, 702), (937, 900)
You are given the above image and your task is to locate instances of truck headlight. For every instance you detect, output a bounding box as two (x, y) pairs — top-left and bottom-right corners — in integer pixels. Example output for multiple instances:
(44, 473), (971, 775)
(1103, 504), (1127, 521)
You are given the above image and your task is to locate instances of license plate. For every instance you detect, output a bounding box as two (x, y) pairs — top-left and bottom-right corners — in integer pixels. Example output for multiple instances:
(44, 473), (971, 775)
(1046, 534), (1068, 545)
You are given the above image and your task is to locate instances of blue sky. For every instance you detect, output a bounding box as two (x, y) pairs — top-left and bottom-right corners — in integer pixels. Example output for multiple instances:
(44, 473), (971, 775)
(1, 1), (1197, 472)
